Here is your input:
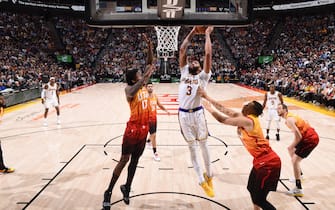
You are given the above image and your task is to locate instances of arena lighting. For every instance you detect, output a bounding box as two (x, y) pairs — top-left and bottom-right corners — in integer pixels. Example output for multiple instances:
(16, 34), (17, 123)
(272, 0), (335, 10)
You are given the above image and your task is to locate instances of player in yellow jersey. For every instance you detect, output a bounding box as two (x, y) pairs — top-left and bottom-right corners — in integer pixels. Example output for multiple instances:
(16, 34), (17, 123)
(102, 34), (155, 210)
(277, 103), (319, 197)
(199, 87), (281, 210)
(146, 82), (170, 161)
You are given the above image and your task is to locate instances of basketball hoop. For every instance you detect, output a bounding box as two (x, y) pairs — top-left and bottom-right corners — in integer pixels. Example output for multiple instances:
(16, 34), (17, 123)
(154, 26), (181, 61)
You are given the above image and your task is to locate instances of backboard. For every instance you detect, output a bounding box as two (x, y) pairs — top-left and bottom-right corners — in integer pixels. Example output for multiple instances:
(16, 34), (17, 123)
(86, 0), (252, 27)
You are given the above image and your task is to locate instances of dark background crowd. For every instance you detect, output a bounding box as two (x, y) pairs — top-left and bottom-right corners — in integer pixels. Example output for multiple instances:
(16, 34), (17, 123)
(1, 9), (334, 110)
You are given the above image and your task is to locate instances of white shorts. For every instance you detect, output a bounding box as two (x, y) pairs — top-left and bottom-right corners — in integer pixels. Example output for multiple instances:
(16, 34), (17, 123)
(178, 109), (208, 142)
(44, 99), (59, 109)
(266, 109), (280, 121)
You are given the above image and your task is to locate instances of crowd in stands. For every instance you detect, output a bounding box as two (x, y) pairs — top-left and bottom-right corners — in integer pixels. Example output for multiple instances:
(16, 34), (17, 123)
(0, 11), (334, 109)
(0, 12), (106, 95)
(230, 14), (335, 110)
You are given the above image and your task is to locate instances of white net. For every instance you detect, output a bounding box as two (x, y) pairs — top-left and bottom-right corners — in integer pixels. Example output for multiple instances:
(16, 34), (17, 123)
(154, 26), (181, 60)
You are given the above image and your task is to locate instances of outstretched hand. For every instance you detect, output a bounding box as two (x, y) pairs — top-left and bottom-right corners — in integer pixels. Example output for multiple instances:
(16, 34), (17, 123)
(144, 64), (155, 77)
(206, 26), (214, 34)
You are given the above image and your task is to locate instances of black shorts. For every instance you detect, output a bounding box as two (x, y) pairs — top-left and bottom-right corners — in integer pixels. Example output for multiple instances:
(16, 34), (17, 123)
(295, 128), (319, 158)
(149, 120), (157, 134)
(247, 156), (281, 195)
(121, 122), (148, 156)
(122, 139), (146, 156)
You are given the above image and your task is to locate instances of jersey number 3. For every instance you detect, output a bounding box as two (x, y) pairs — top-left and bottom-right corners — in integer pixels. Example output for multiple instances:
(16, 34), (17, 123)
(186, 85), (192, 95)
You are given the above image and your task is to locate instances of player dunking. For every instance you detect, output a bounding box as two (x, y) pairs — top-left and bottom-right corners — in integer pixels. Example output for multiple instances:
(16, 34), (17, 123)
(199, 88), (281, 210)
(102, 33), (155, 209)
(178, 26), (215, 197)
(277, 103), (319, 197)
(41, 77), (60, 126)
(146, 82), (170, 161)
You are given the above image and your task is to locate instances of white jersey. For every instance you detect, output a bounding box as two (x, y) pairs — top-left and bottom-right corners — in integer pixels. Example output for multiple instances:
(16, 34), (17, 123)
(178, 65), (211, 109)
(266, 91), (280, 110)
(42, 83), (58, 101)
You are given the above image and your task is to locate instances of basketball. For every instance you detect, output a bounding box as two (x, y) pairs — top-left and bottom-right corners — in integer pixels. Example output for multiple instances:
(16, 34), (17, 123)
(195, 26), (207, 34)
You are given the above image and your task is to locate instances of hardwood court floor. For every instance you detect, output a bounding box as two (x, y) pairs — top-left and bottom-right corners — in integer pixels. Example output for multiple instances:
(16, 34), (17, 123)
(0, 83), (334, 210)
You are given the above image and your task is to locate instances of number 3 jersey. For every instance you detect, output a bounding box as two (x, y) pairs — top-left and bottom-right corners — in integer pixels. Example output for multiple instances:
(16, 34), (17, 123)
(178, 65), (211, 109)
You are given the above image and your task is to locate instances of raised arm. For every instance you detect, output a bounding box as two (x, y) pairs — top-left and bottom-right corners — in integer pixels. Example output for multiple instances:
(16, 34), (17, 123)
(203, 26), (213, 74)
(125, 34), (155, 102)
(143, 33), (153, 65)
(179, 27), (197, 68)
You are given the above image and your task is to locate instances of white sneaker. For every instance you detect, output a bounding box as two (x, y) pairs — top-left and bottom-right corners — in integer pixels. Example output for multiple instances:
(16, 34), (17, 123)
(43, 121), (48, 126)
(286, 187), (304, 197)
(153, 153), (160, 161)
(57, 119), (61, 125)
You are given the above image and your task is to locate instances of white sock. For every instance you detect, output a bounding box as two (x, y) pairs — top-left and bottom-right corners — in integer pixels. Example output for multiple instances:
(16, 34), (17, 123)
(199, 140), (212, 177)
(188, 141), (205, 183)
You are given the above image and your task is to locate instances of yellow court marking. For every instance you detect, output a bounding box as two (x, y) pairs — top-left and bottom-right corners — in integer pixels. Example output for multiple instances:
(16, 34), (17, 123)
(4, 99), (41, 114)
(3, 88), (79, 114)
(284, 96), (335, 118)
(238, 84), (335, 118)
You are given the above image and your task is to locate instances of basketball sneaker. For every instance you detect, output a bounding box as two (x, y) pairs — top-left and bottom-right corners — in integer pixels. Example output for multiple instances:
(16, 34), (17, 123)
(120, 185), (130, 205)
(203, 173), (213, 189)
(286, 187), (304, 197)
(153, 152), (161, 161)
(200, 181), (215, 197)
(0, 167), (15, 173)
(102, 190), (112, 210)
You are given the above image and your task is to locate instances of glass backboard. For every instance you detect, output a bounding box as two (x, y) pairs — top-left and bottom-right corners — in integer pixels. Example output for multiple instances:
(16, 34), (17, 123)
(86, 0), (252, 26)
